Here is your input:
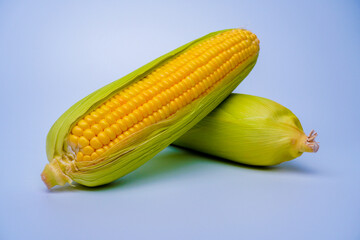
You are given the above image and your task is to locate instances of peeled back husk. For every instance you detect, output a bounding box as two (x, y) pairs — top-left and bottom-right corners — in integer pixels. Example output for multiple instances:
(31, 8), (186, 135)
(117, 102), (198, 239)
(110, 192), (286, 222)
(41, 29), (260, 188)
(173, 93), (319, 166)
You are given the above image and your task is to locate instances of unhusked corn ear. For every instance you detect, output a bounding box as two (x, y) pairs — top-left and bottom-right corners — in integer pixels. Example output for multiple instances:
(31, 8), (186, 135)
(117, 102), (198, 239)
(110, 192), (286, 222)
(173, 94), (319, 166)
(41, 29), (260, 188)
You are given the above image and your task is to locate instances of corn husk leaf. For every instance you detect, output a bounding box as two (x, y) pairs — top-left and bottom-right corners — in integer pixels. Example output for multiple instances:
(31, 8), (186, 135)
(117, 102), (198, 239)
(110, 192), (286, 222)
(173, 94), (319, 166)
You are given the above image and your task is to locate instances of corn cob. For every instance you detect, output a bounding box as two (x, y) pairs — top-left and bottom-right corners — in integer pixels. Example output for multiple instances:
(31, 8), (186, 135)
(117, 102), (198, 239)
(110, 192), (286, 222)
(41, 29), (260, 188)
(173, 93), (319, 166)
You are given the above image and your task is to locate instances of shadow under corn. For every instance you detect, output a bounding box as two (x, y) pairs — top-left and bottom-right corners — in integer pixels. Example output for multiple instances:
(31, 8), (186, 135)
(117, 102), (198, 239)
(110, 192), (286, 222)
(48, 146), (201, 192)
(48, 145), (317, 192)
(178, 146), (318, 175)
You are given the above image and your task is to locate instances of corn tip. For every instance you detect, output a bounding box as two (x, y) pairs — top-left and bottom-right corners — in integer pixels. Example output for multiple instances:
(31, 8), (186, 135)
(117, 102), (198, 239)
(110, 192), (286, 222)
(306, 130), (319, 153)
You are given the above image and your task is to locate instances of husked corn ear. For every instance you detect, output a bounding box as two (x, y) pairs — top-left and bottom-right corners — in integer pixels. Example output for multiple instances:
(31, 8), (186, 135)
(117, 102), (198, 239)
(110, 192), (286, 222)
(41, 29), (260, 188)
(173, 94), (319, 166)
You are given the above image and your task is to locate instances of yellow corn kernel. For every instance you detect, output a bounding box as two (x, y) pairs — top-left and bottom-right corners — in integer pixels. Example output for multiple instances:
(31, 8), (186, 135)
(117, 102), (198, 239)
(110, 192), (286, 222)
(90, 112), (101, 121)
(91, 152), (99, 160)
(71, 126), (83, 137)
(99, 119), (110, 129)
(91, 124), (102, 135)
(98, 132), (110, 145)
(84, 115), (95, 125)
(82, 146), (94, 155)
(76, 152), (83, 161)
(108, 141), (115, 148)
(83, 129), (95, 140)
(96, 148), (105, 156)
(110, 124), (122, 135)
(78, 136), (89, 148)
(116, 119), (128, 131)
(77, 120), (89, 130)
(104, 127), (116, 140)
(68, 135), (78, 149)
(105, 114), (116, 125)
(90, 137), (103, 149)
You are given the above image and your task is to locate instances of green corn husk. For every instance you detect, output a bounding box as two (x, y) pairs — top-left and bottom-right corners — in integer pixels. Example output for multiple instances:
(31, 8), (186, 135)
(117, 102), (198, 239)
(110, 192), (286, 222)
(173, 94), (319, 166)
(41, 29), (260, 188)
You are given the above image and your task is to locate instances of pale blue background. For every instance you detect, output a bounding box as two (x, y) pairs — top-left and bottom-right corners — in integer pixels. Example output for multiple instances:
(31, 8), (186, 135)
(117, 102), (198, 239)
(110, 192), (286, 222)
(0, 0), (359, 239)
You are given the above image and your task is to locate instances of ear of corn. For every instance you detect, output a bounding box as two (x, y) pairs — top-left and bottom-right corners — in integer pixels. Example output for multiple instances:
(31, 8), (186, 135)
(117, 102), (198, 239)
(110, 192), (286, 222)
(173, 94), (319, 166)
(41, 29), (260, 188)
